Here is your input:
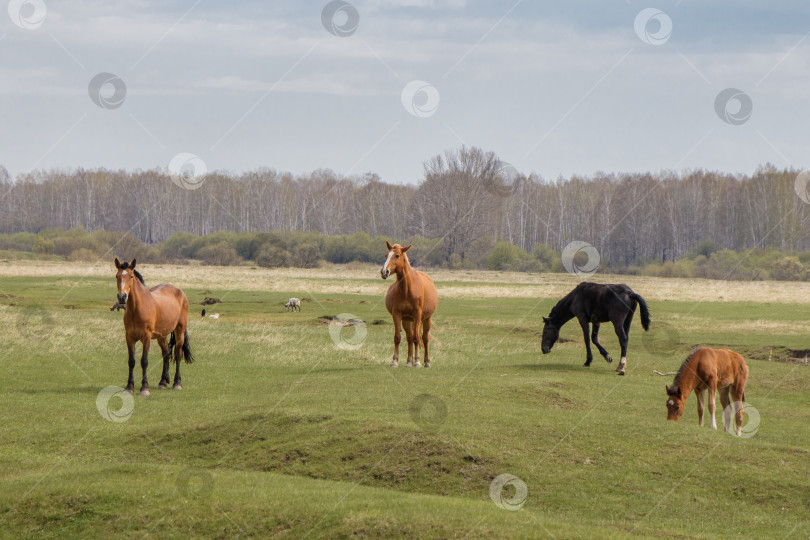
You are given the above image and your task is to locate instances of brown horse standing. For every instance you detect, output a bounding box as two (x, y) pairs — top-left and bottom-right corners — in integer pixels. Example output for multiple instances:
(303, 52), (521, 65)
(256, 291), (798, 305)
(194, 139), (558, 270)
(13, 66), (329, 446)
(380, 242), (438, 368)
(114, 258), (194, 395)
(665, 347), (748, 435)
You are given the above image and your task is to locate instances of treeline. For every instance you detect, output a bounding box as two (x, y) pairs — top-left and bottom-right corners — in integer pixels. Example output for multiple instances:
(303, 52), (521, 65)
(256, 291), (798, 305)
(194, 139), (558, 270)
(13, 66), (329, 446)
(2, 227), (810, 281)
(1, 147), (809, 269)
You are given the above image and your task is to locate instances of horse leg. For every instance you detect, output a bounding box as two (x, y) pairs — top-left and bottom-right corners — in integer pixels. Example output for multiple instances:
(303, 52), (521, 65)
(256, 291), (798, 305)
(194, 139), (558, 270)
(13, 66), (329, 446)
(139, 335), (152, 396)
(577, 317), (593, 366)
(720, 387), (732, 433)
(731, 382), (745, 436)
(403, 321), (415, 367)
(611, 319), (629, 375)
(125, 337), (136, 393)
(157, 336), (171, 389)
(696, 388), (705, 427)
(422, 317), (432, 368)
(172, 328), (184, 389)
(412, 312), (423, 368)
(391, 314), (402, 367)
(707, 385), (717, 429)
(591, 322), (613, 363)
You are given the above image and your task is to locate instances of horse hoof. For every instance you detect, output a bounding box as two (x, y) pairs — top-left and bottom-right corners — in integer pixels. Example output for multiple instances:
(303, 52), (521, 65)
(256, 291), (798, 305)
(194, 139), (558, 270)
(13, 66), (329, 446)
(405, 363), (413, 368)
(606, 355), (614, 363)
(390, 362), (398, 368)
(424, 363), (431, 368)
(139, 388), (151, 396)
(123, 388), (134, 394)
(172, 384), (182, 390)
(617, 370), (625, 376)
(583, 361), (592, 367)
(157, 384), (168, 390)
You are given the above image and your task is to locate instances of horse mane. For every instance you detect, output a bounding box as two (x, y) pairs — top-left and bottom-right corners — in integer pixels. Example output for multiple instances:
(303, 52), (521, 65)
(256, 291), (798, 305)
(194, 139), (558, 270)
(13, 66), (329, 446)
(672, 349), (699, 388)
(119, 261), (145, 285)
(548, 290), (575, 323)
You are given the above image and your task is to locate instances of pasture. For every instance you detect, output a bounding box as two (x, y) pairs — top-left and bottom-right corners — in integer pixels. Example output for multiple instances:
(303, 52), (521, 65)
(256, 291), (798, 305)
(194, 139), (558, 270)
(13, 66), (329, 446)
(0, 260), (809, 538)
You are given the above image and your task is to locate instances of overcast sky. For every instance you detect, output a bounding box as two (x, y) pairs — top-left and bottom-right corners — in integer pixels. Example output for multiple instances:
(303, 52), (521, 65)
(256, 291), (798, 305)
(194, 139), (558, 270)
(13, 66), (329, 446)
(2, 0), (809, 184)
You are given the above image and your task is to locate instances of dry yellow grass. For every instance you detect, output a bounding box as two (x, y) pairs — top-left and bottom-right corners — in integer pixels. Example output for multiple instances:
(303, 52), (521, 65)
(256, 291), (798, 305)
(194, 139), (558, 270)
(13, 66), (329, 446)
(2, 259), (810, 304)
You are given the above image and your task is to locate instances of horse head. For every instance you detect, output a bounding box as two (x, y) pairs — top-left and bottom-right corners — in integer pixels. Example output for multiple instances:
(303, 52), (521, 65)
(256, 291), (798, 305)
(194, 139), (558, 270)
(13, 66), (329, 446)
(381, 241), (411, 280)
(540, 316), (560, 354)
(665, 385), (684, 421)
(114, 258), (137, 305)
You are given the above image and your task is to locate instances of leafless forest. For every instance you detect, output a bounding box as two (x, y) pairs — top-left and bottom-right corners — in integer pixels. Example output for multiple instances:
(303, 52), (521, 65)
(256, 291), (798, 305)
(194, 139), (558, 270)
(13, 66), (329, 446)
(1, 148), (809, 270)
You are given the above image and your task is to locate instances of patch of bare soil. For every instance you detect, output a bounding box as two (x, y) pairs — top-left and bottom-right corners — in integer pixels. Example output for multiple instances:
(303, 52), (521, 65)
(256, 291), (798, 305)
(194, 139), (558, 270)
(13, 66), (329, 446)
(739, 346), (810, 365)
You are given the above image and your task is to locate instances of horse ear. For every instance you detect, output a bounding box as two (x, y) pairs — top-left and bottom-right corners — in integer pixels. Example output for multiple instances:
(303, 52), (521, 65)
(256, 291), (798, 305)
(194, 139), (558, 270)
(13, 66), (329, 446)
(401, 244), (411, 253)
(665, 385), (670, 394)
(130, 259), (136, 269)
(386, 241), (393, 251)
(114, 258), (121, 269)
(542, 317), (549, 323)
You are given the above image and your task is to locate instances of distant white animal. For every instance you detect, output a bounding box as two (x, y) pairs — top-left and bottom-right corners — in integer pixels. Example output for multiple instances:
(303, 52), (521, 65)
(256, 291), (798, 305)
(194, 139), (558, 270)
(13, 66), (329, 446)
(285, 298), (301, 312)
(208, 313), (219, 319)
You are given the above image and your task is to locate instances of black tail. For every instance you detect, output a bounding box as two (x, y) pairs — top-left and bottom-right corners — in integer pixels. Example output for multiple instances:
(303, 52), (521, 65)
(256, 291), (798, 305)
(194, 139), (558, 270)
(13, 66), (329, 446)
(169, 330), (195, 364)
(630, 292), (651, 331)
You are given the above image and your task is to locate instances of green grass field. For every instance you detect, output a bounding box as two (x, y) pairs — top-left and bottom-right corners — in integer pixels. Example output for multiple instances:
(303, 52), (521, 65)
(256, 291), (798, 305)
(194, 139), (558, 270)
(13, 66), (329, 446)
(0, 261), (808, 539)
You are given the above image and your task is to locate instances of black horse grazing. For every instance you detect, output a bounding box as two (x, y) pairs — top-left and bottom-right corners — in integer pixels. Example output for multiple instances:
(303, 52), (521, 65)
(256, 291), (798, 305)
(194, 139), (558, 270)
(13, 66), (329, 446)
(541, 282), (650, 375)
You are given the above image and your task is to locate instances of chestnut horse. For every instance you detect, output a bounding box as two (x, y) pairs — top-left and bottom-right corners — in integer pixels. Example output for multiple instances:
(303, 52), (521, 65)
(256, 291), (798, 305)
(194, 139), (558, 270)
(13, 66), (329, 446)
(380, 242), (438, 367)
(114, 258), (194, 395)
(665, 347), (748, 435)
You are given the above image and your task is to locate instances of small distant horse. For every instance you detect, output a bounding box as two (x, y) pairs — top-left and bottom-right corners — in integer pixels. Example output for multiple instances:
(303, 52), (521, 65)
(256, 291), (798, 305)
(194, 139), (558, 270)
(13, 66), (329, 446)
(541, 282), (650, 375)
(665, 347), (748, 435)
(114, 258), (194, 395)
(381, 241), (438, 368)
(285, 298), (301, 312)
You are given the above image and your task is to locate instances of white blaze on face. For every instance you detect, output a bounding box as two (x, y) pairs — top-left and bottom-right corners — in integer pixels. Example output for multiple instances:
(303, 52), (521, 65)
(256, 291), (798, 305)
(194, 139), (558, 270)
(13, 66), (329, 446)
(382, 251), (394, 275)
(119, 271), (128, 294)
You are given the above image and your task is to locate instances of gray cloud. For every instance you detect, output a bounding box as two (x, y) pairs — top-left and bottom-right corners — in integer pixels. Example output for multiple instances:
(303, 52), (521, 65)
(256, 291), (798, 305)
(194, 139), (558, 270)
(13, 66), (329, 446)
(1, 0), (808, 183)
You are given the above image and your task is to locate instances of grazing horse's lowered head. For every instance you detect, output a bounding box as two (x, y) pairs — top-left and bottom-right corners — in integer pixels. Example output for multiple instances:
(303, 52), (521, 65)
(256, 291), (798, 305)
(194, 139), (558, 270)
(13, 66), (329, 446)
(540, 317), (560, 355)
(114, 258), (144, 305)
(380, 241), (411, 280)
(665, 385), (685, 421)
